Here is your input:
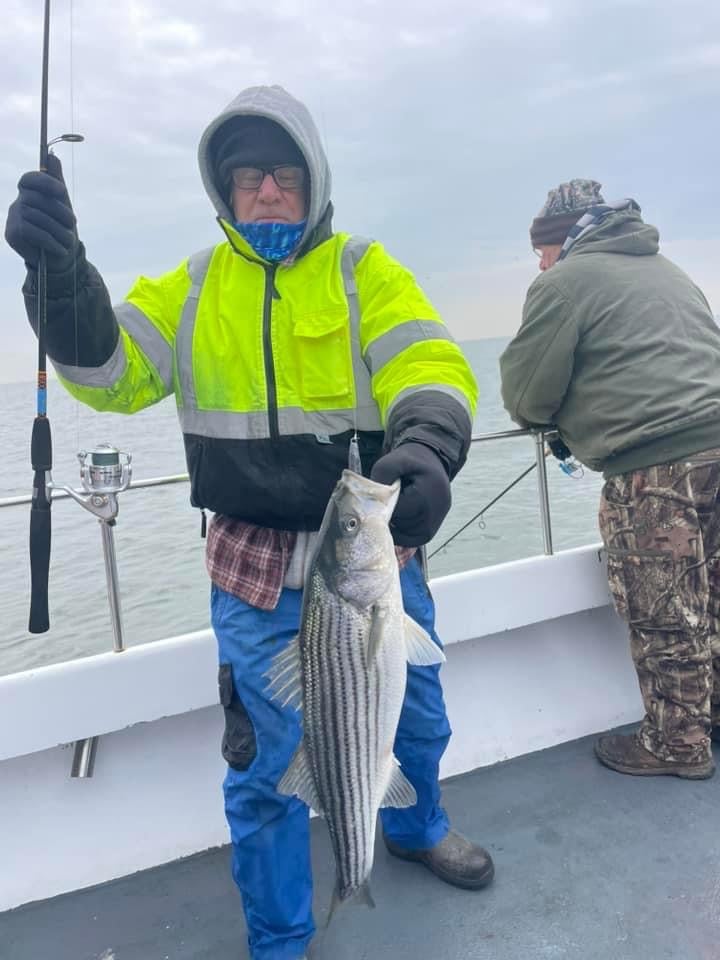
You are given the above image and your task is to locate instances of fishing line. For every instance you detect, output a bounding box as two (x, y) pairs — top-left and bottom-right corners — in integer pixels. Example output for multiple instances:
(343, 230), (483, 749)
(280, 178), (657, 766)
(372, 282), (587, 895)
(429, 442), (586, 560)
(67, 0), (83, 453)
(318, 94), (362, 475)
(427, 461), (538, 560)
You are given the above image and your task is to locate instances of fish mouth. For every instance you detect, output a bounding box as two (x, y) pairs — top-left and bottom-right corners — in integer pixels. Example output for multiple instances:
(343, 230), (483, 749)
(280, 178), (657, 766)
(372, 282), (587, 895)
(337, 471), (401, 505)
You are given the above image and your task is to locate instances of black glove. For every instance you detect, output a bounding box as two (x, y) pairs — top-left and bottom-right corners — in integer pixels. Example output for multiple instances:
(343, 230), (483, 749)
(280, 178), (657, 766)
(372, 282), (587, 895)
(548, 435), (573, 461)
(370, 441), (451, 547)
(5, 152), (78, 272)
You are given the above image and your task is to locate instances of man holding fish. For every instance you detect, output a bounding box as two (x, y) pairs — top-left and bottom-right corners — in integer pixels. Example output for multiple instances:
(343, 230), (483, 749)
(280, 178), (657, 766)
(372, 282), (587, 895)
(6, 85), (492, 959)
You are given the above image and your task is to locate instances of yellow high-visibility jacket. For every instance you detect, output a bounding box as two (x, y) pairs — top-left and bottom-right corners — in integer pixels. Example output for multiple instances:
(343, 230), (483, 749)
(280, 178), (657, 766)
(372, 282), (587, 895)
(40, 224), (476, 528)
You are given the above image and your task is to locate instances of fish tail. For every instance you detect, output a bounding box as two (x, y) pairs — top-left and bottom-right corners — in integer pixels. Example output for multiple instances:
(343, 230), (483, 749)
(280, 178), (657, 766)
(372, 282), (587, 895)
(358, 879), (376, 910)
(325, 879), (376, 929)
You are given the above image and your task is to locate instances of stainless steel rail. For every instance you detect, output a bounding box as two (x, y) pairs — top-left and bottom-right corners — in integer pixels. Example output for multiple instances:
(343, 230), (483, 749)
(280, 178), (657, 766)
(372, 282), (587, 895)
(472, 427), (554, 555)
(0, 473), (190, 508)
(0, 429), (557, 553)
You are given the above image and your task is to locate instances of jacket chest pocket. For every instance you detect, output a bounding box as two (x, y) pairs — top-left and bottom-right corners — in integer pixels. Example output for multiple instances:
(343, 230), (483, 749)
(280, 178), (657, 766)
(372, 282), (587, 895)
(292, 308), (353, 402)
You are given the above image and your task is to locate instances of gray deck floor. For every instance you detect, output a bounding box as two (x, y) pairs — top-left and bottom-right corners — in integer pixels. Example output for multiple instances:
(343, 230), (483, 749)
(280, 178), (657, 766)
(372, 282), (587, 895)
(3, 728), (720, 960)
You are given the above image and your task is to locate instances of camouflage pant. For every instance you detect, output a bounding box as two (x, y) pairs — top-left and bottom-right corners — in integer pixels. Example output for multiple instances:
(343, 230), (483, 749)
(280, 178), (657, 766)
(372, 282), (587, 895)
(599, 448), (720, 764)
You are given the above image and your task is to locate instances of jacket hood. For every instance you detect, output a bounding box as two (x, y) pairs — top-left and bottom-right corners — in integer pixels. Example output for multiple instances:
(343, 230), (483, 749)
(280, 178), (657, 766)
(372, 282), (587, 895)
(567, 209), (660, 258)
(198, 85), (332, 253)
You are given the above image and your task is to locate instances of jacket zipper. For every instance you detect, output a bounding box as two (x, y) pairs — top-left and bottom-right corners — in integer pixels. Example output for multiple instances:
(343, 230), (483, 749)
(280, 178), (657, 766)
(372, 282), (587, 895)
(262, 265), (280, 440)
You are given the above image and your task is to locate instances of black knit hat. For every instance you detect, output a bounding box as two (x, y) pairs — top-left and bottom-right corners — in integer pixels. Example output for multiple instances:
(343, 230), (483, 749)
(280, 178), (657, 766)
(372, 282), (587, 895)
(212, 116), (307, 194)
(530, 179), (605, 247)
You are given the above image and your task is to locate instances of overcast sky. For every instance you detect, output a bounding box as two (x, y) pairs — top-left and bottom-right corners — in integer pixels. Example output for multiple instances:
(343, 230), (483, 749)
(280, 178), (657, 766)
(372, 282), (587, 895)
(1, 0), (719, 383)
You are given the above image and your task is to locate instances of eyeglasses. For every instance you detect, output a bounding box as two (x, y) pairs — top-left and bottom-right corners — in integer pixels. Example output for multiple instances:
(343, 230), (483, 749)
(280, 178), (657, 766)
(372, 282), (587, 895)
(533, 248), (542, 258)
(231, 165), (306, 191)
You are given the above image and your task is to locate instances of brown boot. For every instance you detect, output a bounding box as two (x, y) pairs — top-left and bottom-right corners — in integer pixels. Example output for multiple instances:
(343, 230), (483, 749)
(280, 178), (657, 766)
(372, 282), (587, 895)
(384, 828), (495, 890)
(594, 733), (715, 780)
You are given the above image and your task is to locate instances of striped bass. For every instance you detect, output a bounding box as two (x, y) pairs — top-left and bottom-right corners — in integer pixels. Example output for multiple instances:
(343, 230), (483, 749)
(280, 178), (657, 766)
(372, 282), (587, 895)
(266, 469), (445, 911)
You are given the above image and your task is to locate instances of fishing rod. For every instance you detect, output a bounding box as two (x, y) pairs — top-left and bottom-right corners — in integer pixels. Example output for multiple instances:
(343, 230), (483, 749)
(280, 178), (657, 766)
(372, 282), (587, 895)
(28, 0), (83, 633)
(28, 0), (53, 634)
(27, 5), (133, 781)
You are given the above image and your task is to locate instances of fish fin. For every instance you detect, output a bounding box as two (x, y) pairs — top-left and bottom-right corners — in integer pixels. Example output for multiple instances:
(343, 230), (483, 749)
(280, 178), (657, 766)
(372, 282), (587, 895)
(325, 880), (375, 930)
(380, 761), (417, 809)
(403, 614), (446, 666)
(264, 635), (303, 711)
(277, 741), (323, 814)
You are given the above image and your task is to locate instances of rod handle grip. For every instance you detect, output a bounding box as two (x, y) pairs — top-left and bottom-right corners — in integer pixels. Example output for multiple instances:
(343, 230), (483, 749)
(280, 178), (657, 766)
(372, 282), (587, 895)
(29, 491), (51, 634)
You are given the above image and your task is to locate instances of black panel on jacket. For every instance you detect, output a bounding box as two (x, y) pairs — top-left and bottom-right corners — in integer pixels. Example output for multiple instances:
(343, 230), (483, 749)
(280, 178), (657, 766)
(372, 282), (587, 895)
(184, 429), (386, 530)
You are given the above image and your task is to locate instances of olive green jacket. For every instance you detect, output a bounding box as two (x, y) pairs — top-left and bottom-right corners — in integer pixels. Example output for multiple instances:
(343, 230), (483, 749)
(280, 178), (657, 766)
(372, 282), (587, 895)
(500, 210), (720, 476)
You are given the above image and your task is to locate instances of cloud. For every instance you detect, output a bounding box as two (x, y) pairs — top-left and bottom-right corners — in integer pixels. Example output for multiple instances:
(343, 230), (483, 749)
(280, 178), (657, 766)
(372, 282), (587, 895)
(666, 42), (720, 71)
(531, 71), (629, 104)
(0, 0), (718, 385)
(128, 3), (202, 50)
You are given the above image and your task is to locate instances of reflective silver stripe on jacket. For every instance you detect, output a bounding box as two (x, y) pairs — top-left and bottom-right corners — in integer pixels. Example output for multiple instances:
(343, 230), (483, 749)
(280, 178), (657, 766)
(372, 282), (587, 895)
(52, 335), (127, 389)
(364, 320), (455, 376)
(176, 246), (216, 410)
(341, 235), (380, 427)
(387, 383), (473, 423)
(177, 405), (383, 439)
(176, 237), (383, 437)
(114, 301), (174, 393)
(53, 297), (175, 391)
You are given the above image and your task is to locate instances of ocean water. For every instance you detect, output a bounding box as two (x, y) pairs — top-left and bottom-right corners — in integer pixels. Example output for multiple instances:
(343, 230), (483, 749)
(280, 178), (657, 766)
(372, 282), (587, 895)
(0, 338), (603, 677)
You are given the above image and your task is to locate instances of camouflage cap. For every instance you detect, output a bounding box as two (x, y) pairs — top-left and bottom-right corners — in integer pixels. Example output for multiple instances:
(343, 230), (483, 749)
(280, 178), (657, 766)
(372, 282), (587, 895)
(530, 178), (605, 247)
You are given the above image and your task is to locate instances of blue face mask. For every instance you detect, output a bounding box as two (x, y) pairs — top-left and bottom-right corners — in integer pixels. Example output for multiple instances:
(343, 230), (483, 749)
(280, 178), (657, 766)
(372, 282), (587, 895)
(234, 219), (307, 263)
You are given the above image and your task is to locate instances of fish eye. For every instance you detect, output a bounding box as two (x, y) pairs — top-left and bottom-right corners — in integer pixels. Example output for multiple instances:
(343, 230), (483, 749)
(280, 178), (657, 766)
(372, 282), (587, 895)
(342, 515), (359, 534)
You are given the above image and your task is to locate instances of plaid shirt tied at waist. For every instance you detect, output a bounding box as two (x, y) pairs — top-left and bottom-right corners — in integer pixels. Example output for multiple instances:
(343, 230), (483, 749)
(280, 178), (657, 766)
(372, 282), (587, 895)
(206, 514), (417, 611)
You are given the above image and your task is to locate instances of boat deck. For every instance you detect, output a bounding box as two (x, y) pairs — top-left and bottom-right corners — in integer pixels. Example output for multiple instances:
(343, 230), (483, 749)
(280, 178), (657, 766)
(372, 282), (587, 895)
(4, 727), (719, 960)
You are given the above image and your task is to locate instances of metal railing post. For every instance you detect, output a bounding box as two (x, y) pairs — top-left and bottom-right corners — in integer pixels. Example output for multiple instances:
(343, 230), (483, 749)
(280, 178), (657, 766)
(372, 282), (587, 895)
(70, 735), (97, 778)
(534, 431), (554, 555)
(100, 519), (125, 654)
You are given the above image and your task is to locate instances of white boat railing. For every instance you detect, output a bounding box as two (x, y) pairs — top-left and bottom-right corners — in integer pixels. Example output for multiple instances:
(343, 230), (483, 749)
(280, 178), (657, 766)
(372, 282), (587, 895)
(0, 429), (630, 912)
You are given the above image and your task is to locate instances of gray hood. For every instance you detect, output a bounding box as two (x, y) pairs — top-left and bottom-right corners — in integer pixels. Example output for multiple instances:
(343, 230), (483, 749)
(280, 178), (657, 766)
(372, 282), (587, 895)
(198, 85), (332, 250)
